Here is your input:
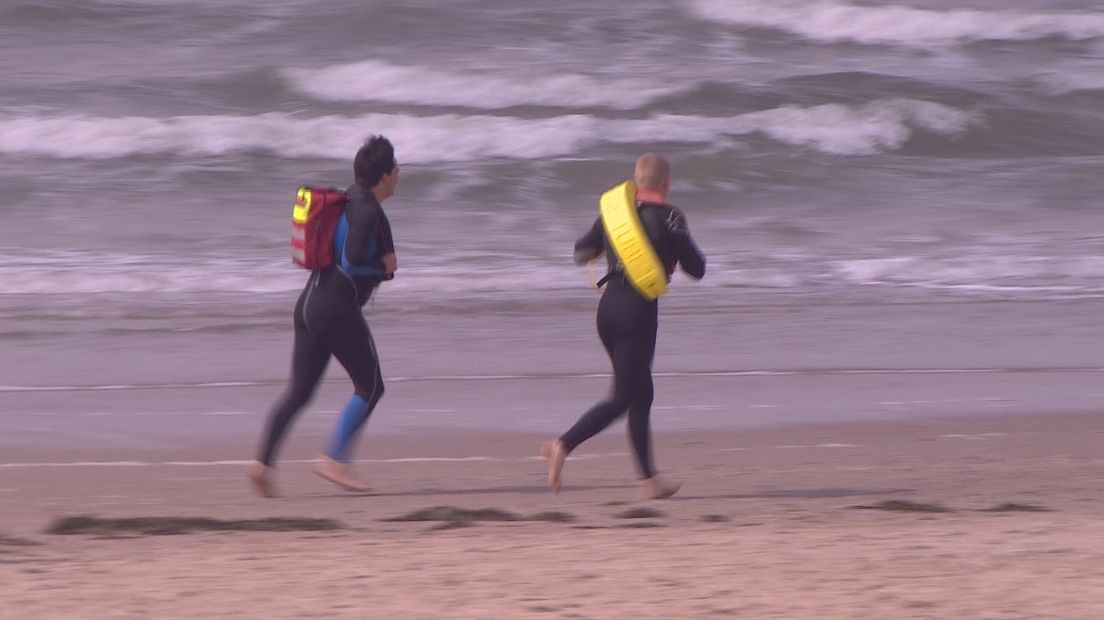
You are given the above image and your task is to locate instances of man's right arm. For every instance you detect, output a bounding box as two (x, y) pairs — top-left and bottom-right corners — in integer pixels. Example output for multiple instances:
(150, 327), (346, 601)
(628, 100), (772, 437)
(667, 209), (706, 279)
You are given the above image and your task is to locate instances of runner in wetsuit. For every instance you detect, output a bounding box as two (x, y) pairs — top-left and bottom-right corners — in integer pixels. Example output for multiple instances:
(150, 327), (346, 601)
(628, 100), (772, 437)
(542, 153), (706, 500)
(249, 135), (399, 497)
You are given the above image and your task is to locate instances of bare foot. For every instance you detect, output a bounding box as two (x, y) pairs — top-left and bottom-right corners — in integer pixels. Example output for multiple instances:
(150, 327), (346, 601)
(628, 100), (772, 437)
(248, 460), (277, 498)
(642, 475), (680, 500)
(540, 439), (566, 494)
(312, 456), (369, 493)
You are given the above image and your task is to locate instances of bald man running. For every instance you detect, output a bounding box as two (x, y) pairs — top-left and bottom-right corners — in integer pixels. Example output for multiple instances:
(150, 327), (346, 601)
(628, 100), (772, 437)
(542, 153), (706, 499)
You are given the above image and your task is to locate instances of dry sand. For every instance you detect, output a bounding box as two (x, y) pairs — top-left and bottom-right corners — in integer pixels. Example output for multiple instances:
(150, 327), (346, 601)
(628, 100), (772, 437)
(3, 412), (1104, 619)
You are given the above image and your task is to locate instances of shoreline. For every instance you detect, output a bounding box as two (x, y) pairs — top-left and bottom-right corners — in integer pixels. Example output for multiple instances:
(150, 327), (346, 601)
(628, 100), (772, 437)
(5, 409), (1101, 516)
(4, 362), (1103, 463)
(3, 407), (1101, 460)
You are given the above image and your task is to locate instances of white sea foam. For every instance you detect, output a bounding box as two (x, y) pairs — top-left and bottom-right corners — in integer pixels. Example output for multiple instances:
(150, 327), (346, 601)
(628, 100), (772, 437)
(833, 255), (1104, 294)
(283, 60), (686, 110)
(3, 244), (1101, 297)
(685, 0), (1104, 47)
(0, 253), (300, 295)
(0, 250), (579, 296)
(0, 98), (977, 162)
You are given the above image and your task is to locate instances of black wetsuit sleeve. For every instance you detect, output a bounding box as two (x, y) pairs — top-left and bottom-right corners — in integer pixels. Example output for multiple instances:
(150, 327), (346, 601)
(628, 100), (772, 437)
(375, 208), (396, 279)
(574, 216), (605, 265)
(343, 201), (391, 274)
(374, 207), (395, 256)
(667, 209), (706, 279)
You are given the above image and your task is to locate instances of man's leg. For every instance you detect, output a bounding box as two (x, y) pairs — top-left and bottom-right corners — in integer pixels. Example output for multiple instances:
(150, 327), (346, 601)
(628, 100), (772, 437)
(627, 368), (678, 498)
(313, 315), (383, 491)
(626, 369), (656, 480)
(324, 317), (384, 461)
(626, 318), (658, 479)
(627, 312), (677, 499)
(251, 313), (331, 496)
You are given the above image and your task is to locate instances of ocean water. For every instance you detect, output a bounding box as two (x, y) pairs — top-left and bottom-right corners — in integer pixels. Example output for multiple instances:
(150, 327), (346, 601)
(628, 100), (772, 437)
(1, 0), (1102, 442)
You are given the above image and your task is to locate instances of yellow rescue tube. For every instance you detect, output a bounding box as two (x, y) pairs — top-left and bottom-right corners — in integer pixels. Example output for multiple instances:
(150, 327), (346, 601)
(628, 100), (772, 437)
(599, 180), (668, 301)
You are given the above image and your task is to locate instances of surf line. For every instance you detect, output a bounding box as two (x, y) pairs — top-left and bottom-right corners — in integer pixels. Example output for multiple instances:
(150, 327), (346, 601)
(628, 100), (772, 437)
(0, 445), (883, 469)
(3, 366), (1103, 393)
(0, 453), (632, 469)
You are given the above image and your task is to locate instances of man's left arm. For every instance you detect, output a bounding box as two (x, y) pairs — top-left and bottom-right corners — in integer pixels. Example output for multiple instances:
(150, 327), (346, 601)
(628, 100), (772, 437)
(377, 207), (397, 278)
(574, 217), (605, 265)
(343, 203), (392, 278)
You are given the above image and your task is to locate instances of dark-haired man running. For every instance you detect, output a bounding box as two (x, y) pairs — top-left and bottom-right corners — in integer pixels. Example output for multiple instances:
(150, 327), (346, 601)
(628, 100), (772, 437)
(250, 135), (399, 497)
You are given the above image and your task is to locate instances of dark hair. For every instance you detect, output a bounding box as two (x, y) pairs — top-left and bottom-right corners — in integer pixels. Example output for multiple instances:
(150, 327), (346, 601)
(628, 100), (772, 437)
(353, 135), (396, 187)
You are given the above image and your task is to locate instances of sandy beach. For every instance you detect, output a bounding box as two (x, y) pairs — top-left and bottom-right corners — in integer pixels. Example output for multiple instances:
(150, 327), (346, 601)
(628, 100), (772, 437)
(4, 409), (1104, 619)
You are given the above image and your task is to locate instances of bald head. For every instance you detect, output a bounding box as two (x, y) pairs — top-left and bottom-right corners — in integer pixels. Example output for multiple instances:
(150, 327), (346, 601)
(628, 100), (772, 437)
(633, 152), (670, 195)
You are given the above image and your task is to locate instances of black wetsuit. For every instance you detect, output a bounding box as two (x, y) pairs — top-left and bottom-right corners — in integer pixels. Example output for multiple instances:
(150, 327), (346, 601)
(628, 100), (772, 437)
(560, 201), (705, 479)
(258, 183), (395, 466)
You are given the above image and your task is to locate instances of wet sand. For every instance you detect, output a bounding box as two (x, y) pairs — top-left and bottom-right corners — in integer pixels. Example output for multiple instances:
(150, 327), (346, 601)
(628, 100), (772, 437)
(4, 410), (1104, 619)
